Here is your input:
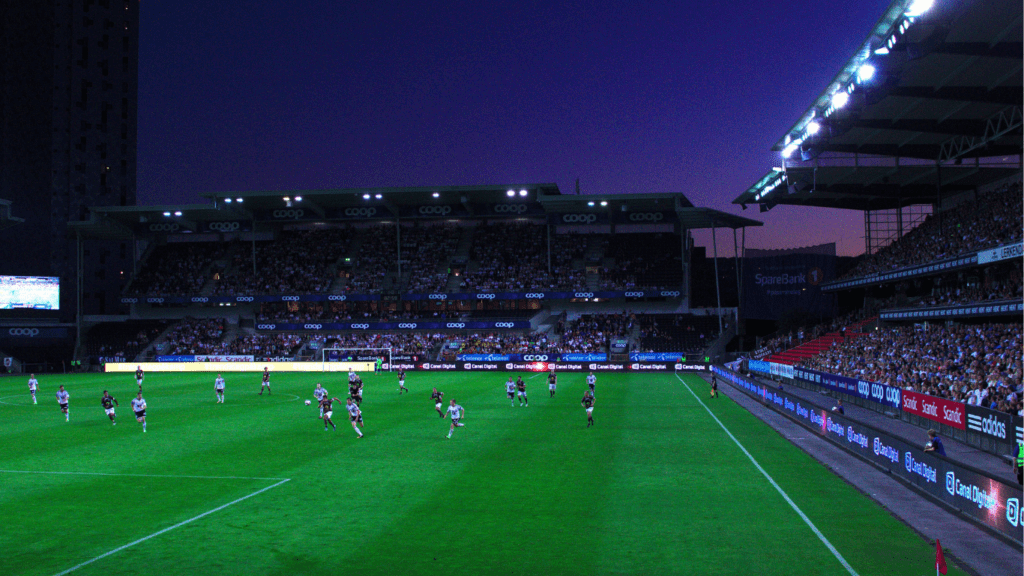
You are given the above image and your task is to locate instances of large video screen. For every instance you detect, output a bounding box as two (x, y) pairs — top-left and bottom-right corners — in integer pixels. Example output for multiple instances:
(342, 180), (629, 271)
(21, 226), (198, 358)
(0, 276), (60, 310)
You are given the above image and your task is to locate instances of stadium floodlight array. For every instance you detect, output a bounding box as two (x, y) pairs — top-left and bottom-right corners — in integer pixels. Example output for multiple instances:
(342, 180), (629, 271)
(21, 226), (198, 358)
(321, 347), (392, 372)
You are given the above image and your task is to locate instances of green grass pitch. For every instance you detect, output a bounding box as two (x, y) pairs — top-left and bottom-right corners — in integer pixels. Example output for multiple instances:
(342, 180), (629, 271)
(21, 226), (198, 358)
(0, 370), (965, 576)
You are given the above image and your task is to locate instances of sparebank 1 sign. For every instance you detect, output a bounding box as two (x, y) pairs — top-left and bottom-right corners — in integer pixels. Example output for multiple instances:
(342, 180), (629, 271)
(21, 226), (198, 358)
(743, 245), (837, 321)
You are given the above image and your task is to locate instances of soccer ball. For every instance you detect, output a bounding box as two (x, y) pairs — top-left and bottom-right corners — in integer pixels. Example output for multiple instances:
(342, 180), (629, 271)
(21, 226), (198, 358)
(305, 400), (311, 405)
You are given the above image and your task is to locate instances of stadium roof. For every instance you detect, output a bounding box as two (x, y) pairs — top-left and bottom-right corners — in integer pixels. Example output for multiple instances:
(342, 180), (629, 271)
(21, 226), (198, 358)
(72, 185), (761, 236)
(735, 0), (1022, 211)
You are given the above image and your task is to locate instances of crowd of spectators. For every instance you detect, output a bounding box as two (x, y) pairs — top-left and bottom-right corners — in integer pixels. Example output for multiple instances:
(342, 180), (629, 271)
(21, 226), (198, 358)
(549, 233), (590, 291)
(343, 225), (394, 293)
(224, 333), (303, 357)
(256, 302), (455, 322)
(307, 332), (445, 356)
(461, 222), (550, 291)
(636, 314), (718, 354)
(90, 321), (167, 362)
(800, 323), (1023, 416)
(214, 229), (351, 295)
(442, 331), (565, 360)
(401, 223), (461, 293)
(754, 310), (868, 359)
(130, 243), (225, 296)
(557, 313), (634, 353)
(160, 318), (227, 355)
(599, 234), (682, 291)
(843, 182), (1023, 279)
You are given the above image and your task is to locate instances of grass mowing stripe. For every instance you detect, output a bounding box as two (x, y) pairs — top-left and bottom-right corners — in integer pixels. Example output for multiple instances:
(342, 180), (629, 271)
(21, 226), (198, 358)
(0, 469), (286, 481)
(50, 478), (291, 576)
(673, 372), (860, 576)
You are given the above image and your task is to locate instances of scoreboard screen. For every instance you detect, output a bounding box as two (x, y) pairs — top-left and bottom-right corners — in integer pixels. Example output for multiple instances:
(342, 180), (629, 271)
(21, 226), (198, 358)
(0, 276), (60, 310)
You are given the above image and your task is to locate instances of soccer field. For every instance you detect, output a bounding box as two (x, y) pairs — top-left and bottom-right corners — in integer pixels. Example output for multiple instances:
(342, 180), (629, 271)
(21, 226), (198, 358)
(0, 370), (965, 576)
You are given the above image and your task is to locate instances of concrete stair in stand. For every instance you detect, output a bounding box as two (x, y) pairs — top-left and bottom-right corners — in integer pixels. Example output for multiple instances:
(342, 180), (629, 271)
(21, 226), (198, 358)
(765, 316), (877, 365)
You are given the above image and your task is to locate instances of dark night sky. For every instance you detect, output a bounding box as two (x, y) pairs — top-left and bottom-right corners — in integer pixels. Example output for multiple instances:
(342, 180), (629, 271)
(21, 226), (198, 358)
(137, 0), (891, 257)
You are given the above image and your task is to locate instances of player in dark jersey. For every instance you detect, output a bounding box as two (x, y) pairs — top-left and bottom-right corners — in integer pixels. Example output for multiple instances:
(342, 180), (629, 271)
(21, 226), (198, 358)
(581, 390), (595, 427)
(430, 388), (444, 418)
(320, 396), (339, 431)
(349, 381), (363, 405)
(548, 372), (557, 397)
(397, 369), (408, 394)
(101, 391), (119, 425)
(710, 375), (718, 399)
(135, 366), (144, 392)
(259, 367), (271, 395)
(516, 377), (528, 407)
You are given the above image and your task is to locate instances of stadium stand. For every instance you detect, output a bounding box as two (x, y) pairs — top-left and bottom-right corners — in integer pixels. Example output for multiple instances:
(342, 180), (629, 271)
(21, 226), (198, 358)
(557, 313), (634, 353)
(159, 317), (228, 355)
(461, 222), (549, 291)
(88, 320), (168, 361)
(400, 223), (461, 293)
(636, 314), (718, 354)
(129, 243), (226, 296)
(599, 233), (682, 290)
(214, 229), (351, 295)
(799, 323), (1022, 416)
(843, 182), (1023, 279)
(342, 224), (394, 294)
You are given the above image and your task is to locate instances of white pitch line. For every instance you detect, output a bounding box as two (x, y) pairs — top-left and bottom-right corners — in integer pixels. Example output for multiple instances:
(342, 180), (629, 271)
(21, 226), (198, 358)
(0, 469), (287, 481)
(51, 478), (290, 576)
(673, 372), (859, 576)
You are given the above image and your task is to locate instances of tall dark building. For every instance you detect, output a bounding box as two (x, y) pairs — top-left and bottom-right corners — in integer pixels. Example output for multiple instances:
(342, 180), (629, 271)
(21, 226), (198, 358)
(0, 0), (139, 319)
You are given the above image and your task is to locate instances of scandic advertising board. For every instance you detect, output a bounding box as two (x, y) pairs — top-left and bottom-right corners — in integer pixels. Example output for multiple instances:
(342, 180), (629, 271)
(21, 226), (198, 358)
(714, 367), (1023, 543)
(902, 389), (966, 430)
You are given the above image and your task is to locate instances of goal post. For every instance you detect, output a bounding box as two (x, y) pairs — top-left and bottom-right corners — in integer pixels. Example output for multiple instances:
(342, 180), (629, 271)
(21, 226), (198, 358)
(321, 347), (392, 373)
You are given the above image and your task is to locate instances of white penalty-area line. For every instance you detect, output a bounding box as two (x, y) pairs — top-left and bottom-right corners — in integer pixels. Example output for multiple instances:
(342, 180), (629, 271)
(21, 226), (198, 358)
(674, 372), (859, 576)
(17, 474), (291, 576)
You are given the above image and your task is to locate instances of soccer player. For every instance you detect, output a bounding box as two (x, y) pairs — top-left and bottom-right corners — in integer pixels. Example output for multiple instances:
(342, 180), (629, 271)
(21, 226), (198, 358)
(548, 371), (557, 397)
(375, 356), (383, 374)
(430, 387), (444, 418)
(397, 369), (408, 394)
(587, 372), (596, 397)
(505, 377), (516, 406)
(313, 383), (328, 416)
(28, 374), (38, 405)
(349, 379), (363, 406)
(135, 365), (144, 391)
(131, 392), (147, 432)
(214, 374), (226, 403)
(516, 375), (528, 407)
(581, 390), (595, 427)
(445, 398), (465, 439)
(259, 367), (271, 395)
(710, 374), (718, 399)
(101, 390), (119, 425)
(320, 395), (338, 431)
(55, 385), (70, 422)
(345, 397), (364, 438)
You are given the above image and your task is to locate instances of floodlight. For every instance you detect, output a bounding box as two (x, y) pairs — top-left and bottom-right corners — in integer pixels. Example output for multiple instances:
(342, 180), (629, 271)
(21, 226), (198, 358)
(294, 196), (302, 202)
(236, 198), (243, 203)
(506, 190), (515, 197)
(363, 193), (371, 199)
(600, 201), (608, 206)
(283, 197), (290, 202)
(857, 63), (875, 82)
(587, 201), (595, 207)
(782, 143), (799, 159)
(432, 192), (440, 198)
(831, 91), (850, 109)
(906, 0), (933, 17)
(163, 211), (171, 217)
(375, 194), (382, 199)
(519, 189), (527, 196)
(874, 47), (889, 55)
(806, 121), (821, 135)
(224, 198), (232, 203)
(174, 211), (182, 217)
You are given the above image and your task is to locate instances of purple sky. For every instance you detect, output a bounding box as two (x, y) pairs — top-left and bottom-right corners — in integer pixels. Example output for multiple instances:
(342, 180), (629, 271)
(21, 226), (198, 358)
(138, 0), (890, 257)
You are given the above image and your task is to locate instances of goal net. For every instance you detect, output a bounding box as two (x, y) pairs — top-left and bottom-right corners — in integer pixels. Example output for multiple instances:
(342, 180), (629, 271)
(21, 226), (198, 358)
(321, 347), (392, 373)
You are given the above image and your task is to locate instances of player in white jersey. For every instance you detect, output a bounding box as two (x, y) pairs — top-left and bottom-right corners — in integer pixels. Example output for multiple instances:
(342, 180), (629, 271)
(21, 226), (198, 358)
(587, 372), (597, 397)
(445, 399), (465, 439)
(28, 374), (38, 404)
(348, 369), (361, 385)
(214, 374), (226, 403)
(345, 398), (364, 438)
(55, 385), (70, 422)
(505, 377), (516, 406)
(131, 392), (147, 432)
(313, 383), (328, 416)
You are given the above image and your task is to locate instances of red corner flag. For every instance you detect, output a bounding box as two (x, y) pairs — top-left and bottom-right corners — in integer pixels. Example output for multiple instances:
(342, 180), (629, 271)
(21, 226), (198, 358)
(935, 539), (947, 575)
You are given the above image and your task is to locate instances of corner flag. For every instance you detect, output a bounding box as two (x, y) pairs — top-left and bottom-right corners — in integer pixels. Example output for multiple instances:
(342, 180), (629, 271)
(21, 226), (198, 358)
(935, 539), (947, 575)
